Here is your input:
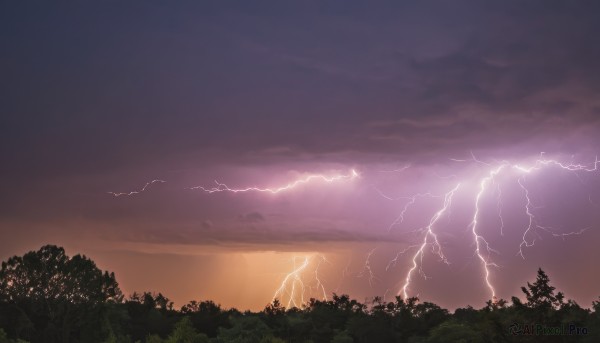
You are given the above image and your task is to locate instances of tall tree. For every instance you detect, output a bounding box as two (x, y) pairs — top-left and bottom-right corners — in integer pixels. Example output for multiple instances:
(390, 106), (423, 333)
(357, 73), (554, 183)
(521, 268), (564, 310)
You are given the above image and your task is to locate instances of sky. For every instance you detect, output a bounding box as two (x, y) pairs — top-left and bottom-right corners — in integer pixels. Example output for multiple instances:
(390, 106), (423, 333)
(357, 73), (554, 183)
(1, 1), (600, 311)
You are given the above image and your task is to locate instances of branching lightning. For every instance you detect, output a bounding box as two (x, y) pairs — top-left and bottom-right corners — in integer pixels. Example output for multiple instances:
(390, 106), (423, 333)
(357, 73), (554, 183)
(272, 256), (310, 308)
(453, 155), (597, 301)
(387, 193), (440, 232)
(399, 184), (460, 299)
(380, 154), (598, 303)
(516, 176), (539, 259)
(357, 248), (378, 287)
(272, 254), (330, 308)
(109, 170), (357, 198)
(107, 154), (599, 306)
(385, 245), (420, 272)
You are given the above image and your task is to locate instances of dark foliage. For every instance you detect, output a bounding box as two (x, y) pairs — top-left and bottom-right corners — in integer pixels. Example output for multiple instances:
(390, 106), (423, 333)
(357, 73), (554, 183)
(0, 246), (597, 342)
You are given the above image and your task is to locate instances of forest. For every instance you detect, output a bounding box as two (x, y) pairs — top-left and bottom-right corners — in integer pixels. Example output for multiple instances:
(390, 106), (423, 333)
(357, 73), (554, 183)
(0, 245), (598, 343)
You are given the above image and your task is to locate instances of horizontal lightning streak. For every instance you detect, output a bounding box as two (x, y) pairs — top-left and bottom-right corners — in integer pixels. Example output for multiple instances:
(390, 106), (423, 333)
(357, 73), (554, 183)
(108, 179), (166, 197)
(190, 170), (359, 194)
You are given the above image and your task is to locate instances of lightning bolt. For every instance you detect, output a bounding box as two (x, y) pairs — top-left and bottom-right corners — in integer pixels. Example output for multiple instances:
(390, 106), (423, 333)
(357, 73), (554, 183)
(189, 169), (359, 194)
(272, 256), (310, 308)
(109, 169), (357, 198)
(385, 244), (420, 271)
(400, 183), (460, 299)
(108, 179), (166, 197)
(495, 182), (504, 236)
(469, 164), (506, 301)
(379, 164), (411, 173)
(387, 193), (441, 233)
(513, 155), (599, 173)
(466, 155), (597, 300)
(357, 248), (378, 287)
(516, 176), (539, 259)
(106, 154), (599, 306)
(272, 254), (329, 308)
(314, 255), (329, 301)
(511, 157), (598, 258)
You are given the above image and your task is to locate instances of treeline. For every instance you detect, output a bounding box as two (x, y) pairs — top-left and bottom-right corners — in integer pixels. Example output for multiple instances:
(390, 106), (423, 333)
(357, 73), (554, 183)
(1, 245), (599, 342)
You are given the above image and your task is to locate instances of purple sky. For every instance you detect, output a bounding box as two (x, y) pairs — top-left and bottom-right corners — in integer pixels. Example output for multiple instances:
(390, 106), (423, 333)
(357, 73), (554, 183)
(1, 1), (600, 310)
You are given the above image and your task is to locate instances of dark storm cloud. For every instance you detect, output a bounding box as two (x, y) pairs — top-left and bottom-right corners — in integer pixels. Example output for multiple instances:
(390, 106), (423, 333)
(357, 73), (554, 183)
(1, 0), (599, 238)
(2, 1), (600, 183)
(0, 1), (597, 204)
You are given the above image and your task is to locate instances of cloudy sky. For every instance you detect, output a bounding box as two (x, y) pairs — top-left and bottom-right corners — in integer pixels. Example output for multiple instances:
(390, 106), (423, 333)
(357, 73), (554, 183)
(1, 1), (600, 310)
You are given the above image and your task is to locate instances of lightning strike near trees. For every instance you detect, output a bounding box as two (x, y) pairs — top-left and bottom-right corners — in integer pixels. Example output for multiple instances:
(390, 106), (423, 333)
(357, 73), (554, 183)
(378, 154), (598, 303)
(400, 183), (460, 299)
(107, 155), (599, 306)
(272, 255), (329, 309)
(469, 164), (506, 300)
(471, 156), (599, 300)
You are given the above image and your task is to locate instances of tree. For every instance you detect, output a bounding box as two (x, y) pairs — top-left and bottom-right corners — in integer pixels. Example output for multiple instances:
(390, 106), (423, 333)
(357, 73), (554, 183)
(516, 268), (568, 342)
(583, 297), (600, 343)
(0, 245), (123, 342)
(180, 300), (228, 338)
(427, 321), (484, 343)
(331, 330), (353, 343)
(0, 245), (122, 304)
(263, 299), (285, 317)
(217, 316), (272, 343)
(165, 317), (208, 343)
(521, 268), (564, 310)
(0, 329), (29, 343)
(124, 296), (173, 342)
(146, 335), (163, 343)
(484, 298), (507, 312)
(0, 329), (9, 343)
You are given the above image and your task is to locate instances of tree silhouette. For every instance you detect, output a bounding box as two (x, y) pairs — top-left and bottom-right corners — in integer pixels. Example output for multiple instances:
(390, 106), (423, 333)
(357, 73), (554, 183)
(165, 317), (208, 343)
(263, 299), (285, 317)
(0, 245), (122, 342)
(521, 268), (564, 310)
(2, 247), (600, 343)
(427, 320), (484, 343)
(0, 245), (121, 304)
(216, 316), (272, 342)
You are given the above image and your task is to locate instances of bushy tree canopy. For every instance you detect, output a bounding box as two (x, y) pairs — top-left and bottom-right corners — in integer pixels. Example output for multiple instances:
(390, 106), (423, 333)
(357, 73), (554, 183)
(0, 245), (121, 304)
